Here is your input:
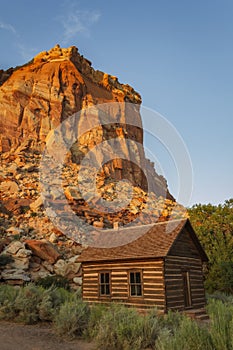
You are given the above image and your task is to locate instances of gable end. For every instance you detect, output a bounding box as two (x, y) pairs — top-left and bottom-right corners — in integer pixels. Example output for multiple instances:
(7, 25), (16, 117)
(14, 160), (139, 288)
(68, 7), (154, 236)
(167, 220), (208, 261)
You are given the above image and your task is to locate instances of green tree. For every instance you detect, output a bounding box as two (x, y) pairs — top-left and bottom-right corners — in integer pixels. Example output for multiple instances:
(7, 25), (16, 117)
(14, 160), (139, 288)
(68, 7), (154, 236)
(188, 199), (233, 293)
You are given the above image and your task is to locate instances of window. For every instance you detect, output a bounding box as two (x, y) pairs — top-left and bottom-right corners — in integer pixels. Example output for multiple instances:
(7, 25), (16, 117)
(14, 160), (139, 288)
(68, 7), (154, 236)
(129, 271), (142, 296)
(99, 272), (110, 296)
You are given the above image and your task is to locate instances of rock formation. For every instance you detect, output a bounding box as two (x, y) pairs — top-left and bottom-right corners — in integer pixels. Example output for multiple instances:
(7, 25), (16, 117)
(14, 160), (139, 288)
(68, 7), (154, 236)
(0, 45), (188, 286)
(0, 44), (141, 150)
(0, 44), (170, 197)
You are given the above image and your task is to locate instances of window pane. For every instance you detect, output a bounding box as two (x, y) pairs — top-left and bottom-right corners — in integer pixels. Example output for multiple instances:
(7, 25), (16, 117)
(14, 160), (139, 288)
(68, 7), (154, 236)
(136, 285), (142, 296)
(105, 273), (109, 284)
(106, 284), (110, 295)
(100, 285), (105, 295)
(135, 272), (141, 283)
(131, 285), (136, 296)
(100, 273), (105, 284)
(130, 272), (135, 284)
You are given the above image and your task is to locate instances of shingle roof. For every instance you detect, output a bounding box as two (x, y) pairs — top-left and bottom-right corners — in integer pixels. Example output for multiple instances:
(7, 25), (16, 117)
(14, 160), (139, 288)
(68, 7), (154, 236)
(78, 219), (207, 262)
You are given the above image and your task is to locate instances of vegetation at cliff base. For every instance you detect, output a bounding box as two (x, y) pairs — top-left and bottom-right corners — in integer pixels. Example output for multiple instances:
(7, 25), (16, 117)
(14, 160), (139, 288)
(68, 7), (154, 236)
(0, 199), (232, 348)
(1, 284), (233, 349)
(188, 199), (233, 293)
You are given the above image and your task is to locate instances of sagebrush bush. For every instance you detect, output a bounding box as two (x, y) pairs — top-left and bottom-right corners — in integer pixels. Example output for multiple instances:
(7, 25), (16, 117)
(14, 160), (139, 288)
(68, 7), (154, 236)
(158, 309), (184, 335)
(0, 285), (19, 320)
(207, 291), (233, 305)
(0, 283), (75, 324)
(157, 316), (213, 350)
(38, 290), (56, 322)
(35, 275), (70, 290)
(3, 283), (233, 349)
(141, 308), (171, 349)
(207, 298), (233, 350)
(14, 283), (45, 324)
(53, 299), (90, 338)
(49, 287), (72, 307)
(93, 304), (146, 350)
(84, 303), (108, 339)
(38, 287), (75, 321)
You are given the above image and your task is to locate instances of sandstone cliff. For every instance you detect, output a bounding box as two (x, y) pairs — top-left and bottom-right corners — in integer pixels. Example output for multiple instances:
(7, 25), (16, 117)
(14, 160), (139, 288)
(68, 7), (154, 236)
(0, 44), (171, 198)
(0, 45), (188, 286)
(0, 44), (141, 152)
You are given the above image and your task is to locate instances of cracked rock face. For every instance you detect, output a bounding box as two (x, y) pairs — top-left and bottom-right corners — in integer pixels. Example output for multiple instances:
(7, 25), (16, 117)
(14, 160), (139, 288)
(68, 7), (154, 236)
(0, 45), (189, 287)
(0, 44), (172, 198)
(0, 44), (141, 153)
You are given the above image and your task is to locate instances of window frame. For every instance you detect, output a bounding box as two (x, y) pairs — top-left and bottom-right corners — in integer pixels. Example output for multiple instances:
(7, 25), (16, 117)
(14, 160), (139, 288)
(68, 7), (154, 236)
(128, 270), (143, 298)
(99, 271), (111, 298)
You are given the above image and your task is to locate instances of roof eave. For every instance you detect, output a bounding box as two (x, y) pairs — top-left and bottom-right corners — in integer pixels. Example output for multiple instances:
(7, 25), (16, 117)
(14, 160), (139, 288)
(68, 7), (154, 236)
(78, 255), (165, 264)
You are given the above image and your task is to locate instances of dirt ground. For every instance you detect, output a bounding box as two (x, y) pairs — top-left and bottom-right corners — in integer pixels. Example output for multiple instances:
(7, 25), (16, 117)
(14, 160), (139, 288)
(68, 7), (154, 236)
(0, 321), (96, 350)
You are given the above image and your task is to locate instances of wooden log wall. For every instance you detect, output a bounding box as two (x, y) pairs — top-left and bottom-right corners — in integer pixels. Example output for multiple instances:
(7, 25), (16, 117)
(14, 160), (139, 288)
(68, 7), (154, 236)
(164, 256), (206, 311)
(82, 259), (166, 311)
(169, 227), (202, 259)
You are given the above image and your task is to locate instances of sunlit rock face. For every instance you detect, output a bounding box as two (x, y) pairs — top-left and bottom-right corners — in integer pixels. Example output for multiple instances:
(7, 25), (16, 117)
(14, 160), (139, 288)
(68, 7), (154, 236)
(0, 44), (172, 198)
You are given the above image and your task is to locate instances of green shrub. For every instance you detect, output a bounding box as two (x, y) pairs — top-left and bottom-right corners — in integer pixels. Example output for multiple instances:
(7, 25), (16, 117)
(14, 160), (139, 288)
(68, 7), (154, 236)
(5, 283), (233, 349)
(207, 291), (233, 305)
(38, 287), (75, 321)
(94, 304), (145, 350)
(207, 298), (233, 350)
(48, 287), (72, 307)
(17, 284), (76, 324)
(53, 299), (90, 339)
(38, 289), (56, 322)
(35, 275), (70, 290)
(142, 308), (177, 350)
(14, 283), (45, 324)
(85, 303), (108, 339)
(89, 306), (188, 350)
(158, 309), (184, 335)
(0, 285), (19, 320)
(0, 254), (14, 267)
(157, 316), (213, 350)
(137, 308), (158, 349)
(0, 283), (78, 325)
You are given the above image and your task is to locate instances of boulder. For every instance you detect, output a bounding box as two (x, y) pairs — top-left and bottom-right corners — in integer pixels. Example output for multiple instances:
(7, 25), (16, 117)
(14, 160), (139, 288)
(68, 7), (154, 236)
(6, 227), (24, 236)
(15, 248), (31, 258)
(4, 241), (25, 255)
(1, 269), (31, 282)
(53, 259), (66, 276)
(30, 267), (52, 280)
(54, 258), (81, 278)
(2, 198), (31, 215)
(49, 232), (58, 243)
(41, 260), (54, 273)
(30, 196), (43, 211)
(93, 221), (104, 228)
(25, 239), (61, 264)
(64, 186), (82, 201)
(12, 257), (30, 270)
(0, 180), (19, 194)
(73, 277), (82, 285)
(2, 241), (31, 271)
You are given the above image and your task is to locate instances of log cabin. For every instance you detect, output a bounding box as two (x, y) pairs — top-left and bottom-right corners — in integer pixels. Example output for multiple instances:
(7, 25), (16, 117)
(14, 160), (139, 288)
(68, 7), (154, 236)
(78, 219), (208, 318)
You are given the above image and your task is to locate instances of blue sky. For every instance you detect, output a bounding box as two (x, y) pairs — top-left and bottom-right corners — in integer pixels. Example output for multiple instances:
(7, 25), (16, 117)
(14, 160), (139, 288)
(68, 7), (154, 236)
(0, 0), (232, 206)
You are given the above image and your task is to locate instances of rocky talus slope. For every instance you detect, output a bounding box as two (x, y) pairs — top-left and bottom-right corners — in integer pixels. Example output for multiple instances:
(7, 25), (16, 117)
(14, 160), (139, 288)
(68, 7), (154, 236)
(0, 45), (188, 287)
